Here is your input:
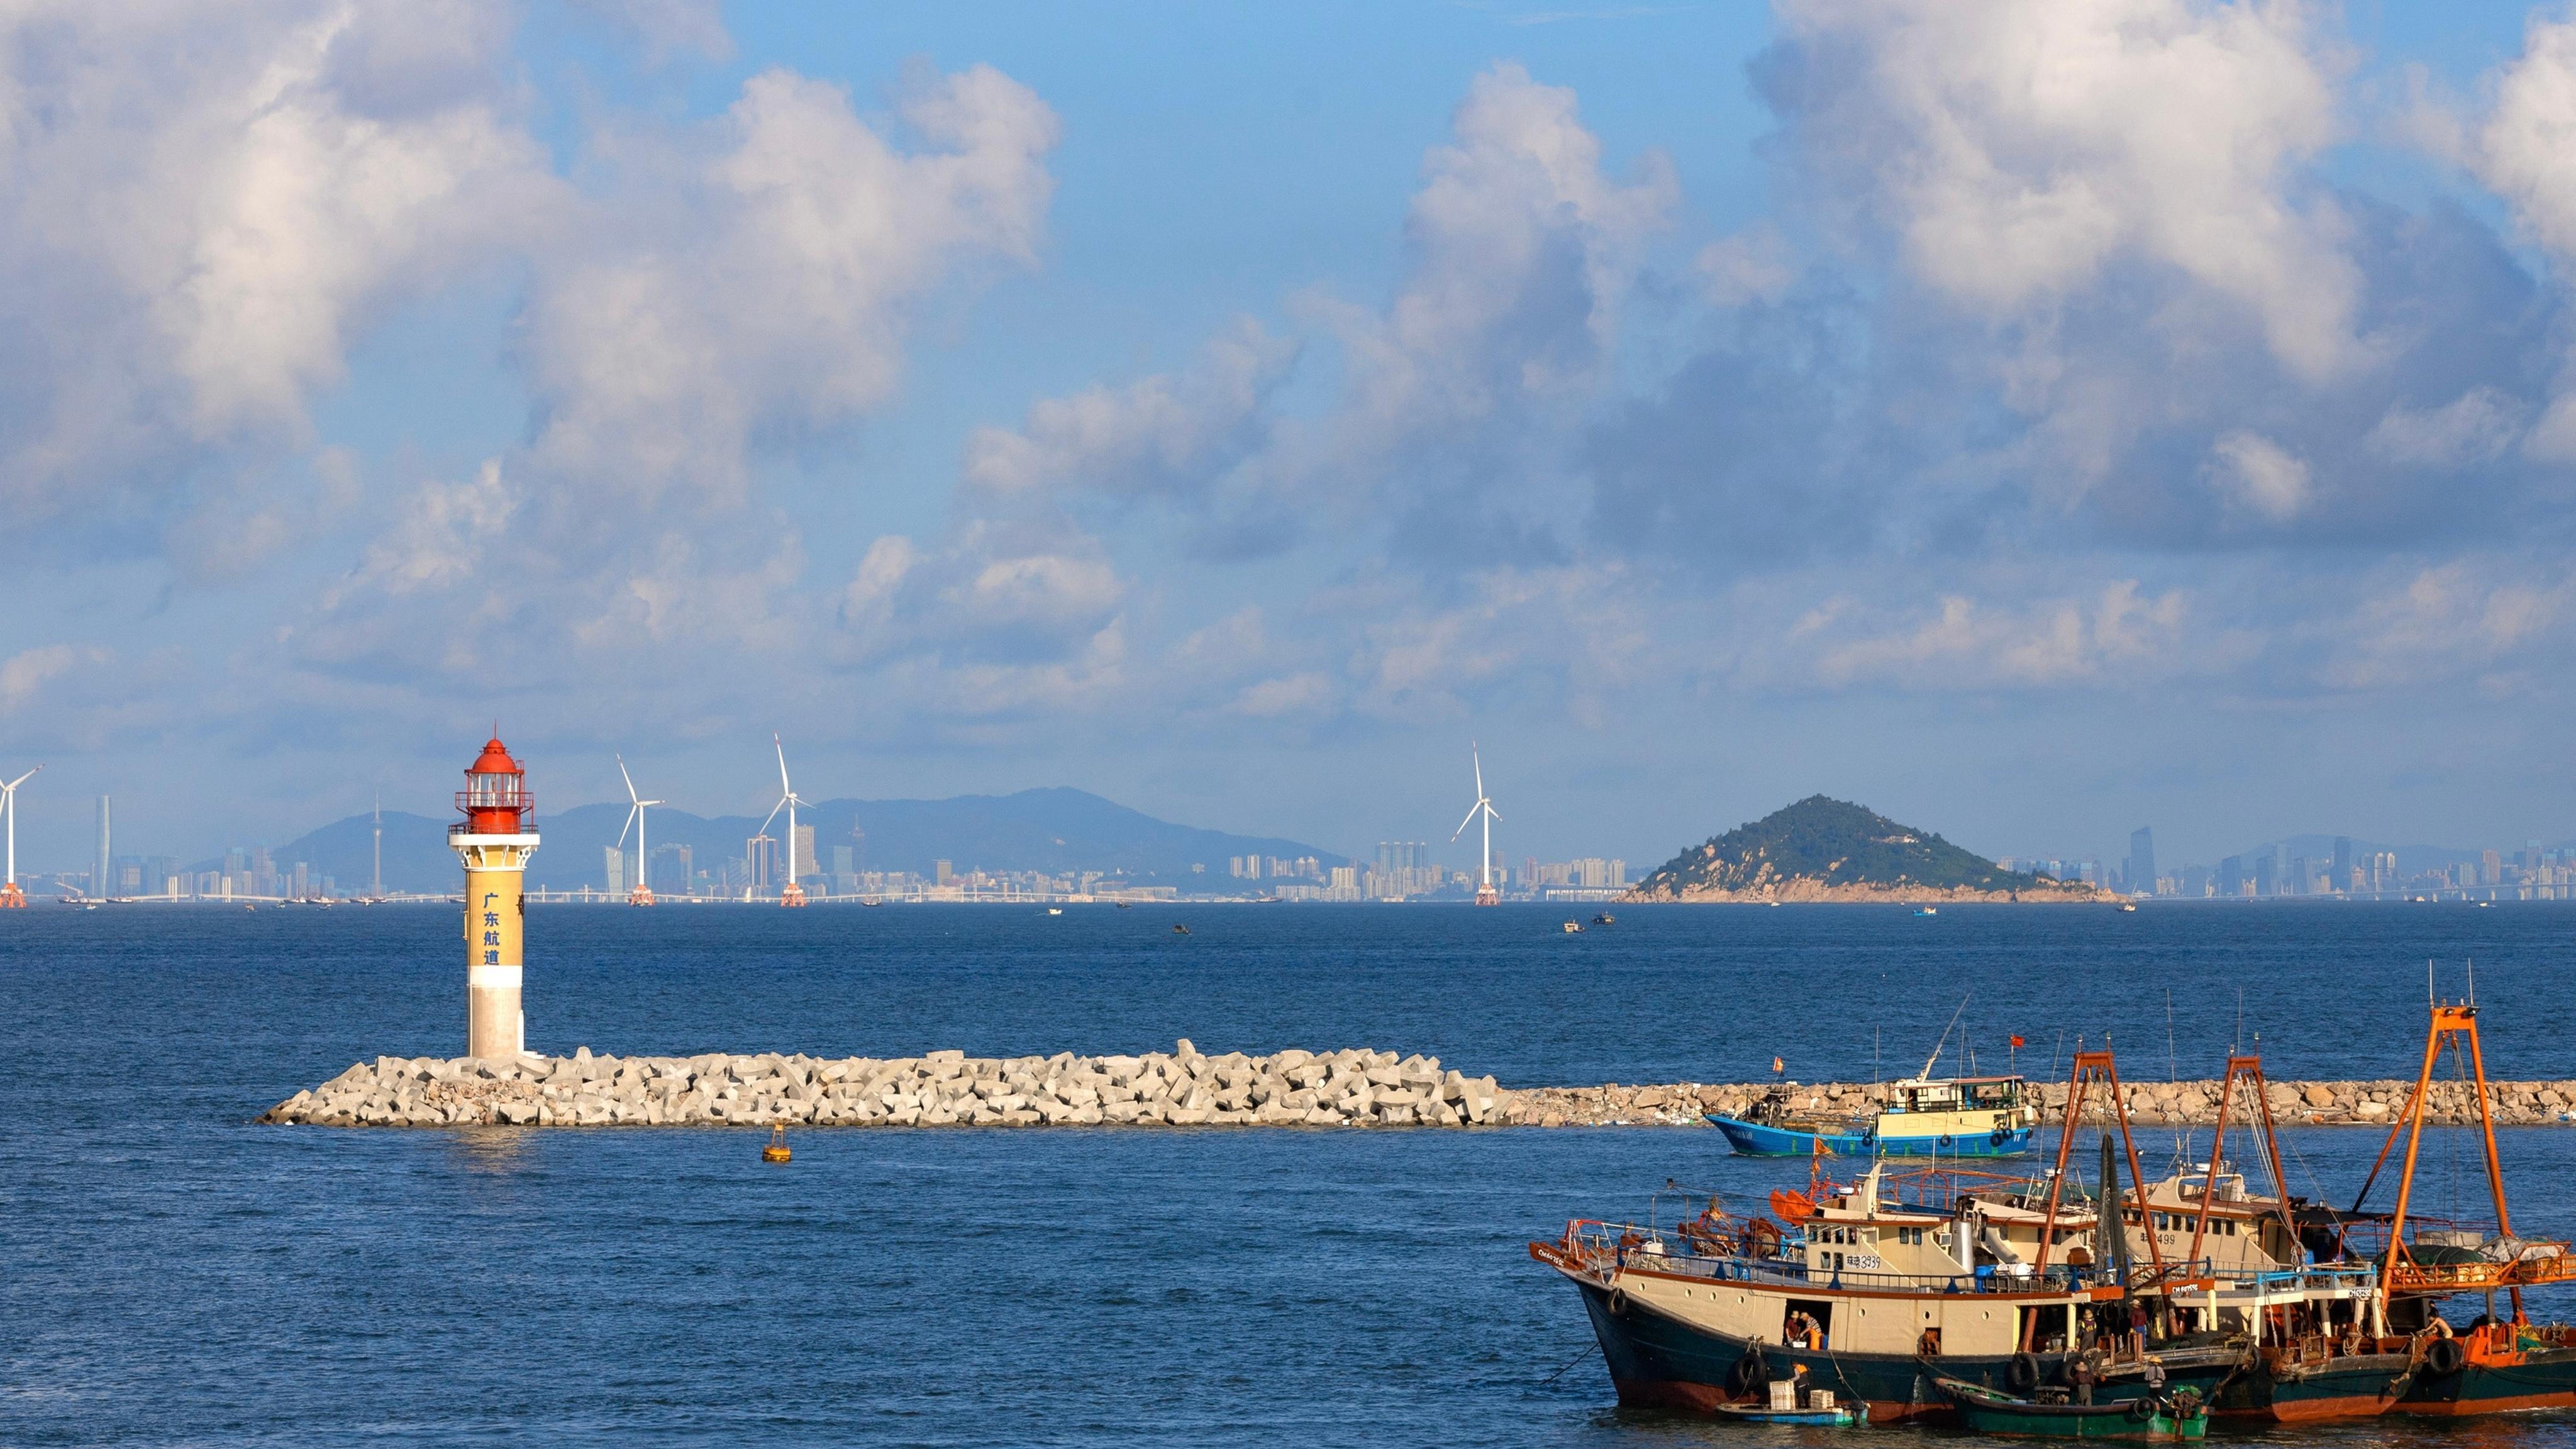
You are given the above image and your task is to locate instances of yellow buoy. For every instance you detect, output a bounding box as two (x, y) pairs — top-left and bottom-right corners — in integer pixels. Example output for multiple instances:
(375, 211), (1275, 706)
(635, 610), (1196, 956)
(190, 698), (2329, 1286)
(762, 1121), (791, 1163)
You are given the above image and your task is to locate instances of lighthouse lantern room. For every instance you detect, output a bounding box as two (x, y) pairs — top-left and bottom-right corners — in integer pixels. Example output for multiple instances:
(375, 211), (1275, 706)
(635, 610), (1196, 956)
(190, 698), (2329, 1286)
(451, 735), (540, 1060)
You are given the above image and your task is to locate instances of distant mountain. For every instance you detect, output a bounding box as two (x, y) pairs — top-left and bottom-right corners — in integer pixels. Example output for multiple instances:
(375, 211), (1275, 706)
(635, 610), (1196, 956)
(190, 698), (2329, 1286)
(236, 789), (1345, 894)
(1629, 795), (2100, 903)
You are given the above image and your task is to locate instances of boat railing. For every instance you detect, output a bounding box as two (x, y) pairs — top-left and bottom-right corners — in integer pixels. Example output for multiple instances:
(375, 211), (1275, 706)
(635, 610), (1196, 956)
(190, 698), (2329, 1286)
(1558, 1221), (2382, 1301)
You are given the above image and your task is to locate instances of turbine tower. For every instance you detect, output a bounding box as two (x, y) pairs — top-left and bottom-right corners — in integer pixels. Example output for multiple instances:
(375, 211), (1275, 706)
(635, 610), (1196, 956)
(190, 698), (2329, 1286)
(0, 765), (40, 909)
(615, 755), (662, 906)
(759, 734), (808, 907)
(1450, 742), (1502, 907)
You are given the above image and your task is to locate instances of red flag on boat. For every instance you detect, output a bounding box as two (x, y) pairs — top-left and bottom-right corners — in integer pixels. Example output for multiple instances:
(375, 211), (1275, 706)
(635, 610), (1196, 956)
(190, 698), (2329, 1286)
(1772, 1056), (1785, 1075)
(2010, 1034), (2026, 1049)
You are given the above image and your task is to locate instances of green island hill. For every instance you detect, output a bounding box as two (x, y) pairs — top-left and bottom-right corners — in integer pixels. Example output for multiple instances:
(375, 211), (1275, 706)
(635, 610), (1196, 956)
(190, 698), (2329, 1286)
(1624, 795), (2104, 904)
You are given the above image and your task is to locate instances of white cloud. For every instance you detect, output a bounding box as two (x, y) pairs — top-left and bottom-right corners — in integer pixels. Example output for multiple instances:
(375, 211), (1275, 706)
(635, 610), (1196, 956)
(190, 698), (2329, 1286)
(1807, 580), (2192, 690)
(1696, 223), (1798, 306)
(1324, 62), (1676, 445)
(525, 64), (1060, 506)
(1774, 0), (2361, 379)
(960, 319), (1294, 499)
(0, 644), (109, 716)
(2316, 562), (2567, 691)
(2205, 430), (2311, 521)
(2364, 387), (2525, 469)
(2475, 13), (2576, 462)
(0, 3), (547, 513)
(2478, 12), (2576, 261)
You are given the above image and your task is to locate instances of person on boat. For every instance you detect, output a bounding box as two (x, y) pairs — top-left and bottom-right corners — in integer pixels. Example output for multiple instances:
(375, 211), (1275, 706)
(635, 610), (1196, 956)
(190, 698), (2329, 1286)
(2142, 1355), (2167, 1399)
(2428, 1311), (2454, 1339)
(2127, 1300), (2150, 1360)
(1785, 1310), (1821, 1350)
(2069, 1352), (2098, 1406)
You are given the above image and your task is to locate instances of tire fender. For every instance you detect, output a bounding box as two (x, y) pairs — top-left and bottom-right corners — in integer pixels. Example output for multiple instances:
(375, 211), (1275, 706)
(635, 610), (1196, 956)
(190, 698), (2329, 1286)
(2006, 1352), (2040, 1392)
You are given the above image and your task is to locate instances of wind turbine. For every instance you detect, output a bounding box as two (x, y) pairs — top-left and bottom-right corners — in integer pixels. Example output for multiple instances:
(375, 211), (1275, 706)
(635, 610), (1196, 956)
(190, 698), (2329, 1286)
(1450, 743), (1502, 907)
(758, 734), (808, 907)
(0, 765), (38, 909)
(616, 755), (662, 906)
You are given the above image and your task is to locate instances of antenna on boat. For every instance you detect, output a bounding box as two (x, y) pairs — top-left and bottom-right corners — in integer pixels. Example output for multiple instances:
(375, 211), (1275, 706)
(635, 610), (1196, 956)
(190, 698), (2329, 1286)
(2467, 957), (2475, 1007)
(2428, 958), (2436, 1009)
(1917, 993), (1970, 1080)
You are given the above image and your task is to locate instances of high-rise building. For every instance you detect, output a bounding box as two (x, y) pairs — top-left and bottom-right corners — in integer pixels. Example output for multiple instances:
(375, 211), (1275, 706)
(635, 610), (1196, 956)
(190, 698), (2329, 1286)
(94, 795), (111, 897)
(650, 843), (692, 896)
(746, 834), (779, 892)
(794, 824), (816, 882)
(2127, 828), (2155, 898)
(935, 859), (953, 887)
(2253, 852), (2276, 896)
(604, 845), (627, 895)
(2217, 855), (2243, 896)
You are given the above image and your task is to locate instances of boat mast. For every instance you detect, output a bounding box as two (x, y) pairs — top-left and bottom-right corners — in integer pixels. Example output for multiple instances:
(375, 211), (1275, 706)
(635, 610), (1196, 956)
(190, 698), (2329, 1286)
(2023, 1048), (2168, 1351)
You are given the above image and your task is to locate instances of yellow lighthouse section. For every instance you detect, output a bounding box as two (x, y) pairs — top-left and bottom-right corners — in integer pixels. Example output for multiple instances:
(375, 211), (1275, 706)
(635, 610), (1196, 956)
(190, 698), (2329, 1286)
(452, 735), (540, 1060)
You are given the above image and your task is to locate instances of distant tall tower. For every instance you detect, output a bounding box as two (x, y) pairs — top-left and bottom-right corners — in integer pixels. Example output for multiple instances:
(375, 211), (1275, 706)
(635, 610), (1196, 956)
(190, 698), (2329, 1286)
(2127, 826), (2155, 898)
(451, 736), (540, 1060)
(372, 794), (383, 898)
(95, 794), (111, 899)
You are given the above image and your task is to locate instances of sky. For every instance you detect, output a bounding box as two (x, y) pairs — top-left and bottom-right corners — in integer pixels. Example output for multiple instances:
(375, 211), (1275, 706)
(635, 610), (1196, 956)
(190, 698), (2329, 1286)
(6, 0), (2576, 875)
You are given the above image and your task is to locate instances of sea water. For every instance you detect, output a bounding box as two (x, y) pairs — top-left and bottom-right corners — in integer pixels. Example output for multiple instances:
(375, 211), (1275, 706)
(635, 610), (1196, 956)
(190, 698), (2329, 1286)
(3, 901), (2572, 1445)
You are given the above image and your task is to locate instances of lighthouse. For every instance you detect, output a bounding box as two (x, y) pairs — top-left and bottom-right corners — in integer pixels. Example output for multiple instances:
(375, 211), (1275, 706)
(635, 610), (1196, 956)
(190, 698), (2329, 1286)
(451, 735), (540, 1060)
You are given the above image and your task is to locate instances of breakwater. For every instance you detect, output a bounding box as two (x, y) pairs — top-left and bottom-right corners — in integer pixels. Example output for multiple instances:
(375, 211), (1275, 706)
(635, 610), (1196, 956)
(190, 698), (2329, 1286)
(261, 1042), (1504, 1128)
(262, 1049), (2576, 1130)
(1512, 1078), (2576, 1128)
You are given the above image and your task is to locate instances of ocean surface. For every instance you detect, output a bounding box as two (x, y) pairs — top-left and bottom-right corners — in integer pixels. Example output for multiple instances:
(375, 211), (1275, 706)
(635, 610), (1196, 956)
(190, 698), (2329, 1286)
(4, 900), (2574, 1446)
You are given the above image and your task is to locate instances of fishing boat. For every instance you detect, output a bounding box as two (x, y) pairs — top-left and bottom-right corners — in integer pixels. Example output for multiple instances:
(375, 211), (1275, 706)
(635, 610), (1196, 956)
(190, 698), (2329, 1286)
(1561, 921), (1584, 934)
(1536, 1048), (2384, 1423)
(1914, 906), (1938, 916)
(1936, 1377), (2207, 1440)
(1592, 912), (1616, 925)
(2333, 994), (2576, 1415)
(1709, 1008), (2040, 1157)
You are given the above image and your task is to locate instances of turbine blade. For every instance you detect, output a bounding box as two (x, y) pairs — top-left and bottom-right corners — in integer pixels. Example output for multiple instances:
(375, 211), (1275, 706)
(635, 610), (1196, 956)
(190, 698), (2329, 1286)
(618, 755), (639, 804)
(1484, 802), (1501, 822)
(774, 733), (791, 795)
(617, 804), (639, 850)
(758, 797), (787, 838)
(1452, 802), (1482, 841)
(3, 767), (38, 791)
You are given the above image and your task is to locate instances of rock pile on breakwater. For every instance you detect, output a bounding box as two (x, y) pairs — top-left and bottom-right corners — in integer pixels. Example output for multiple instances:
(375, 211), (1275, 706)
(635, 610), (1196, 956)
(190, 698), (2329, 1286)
(261, 1041), (1504, 1129)
(260, 1053), (2576, 1131)
(1507, 1077), (2576, 1128)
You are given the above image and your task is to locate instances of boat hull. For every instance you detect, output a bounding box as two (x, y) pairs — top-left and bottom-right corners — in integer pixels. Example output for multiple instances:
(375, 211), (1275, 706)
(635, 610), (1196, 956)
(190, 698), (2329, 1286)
(1567, 1277), (2231, 1423)
(2218, 1352), (2407, 1422)
(2393, 1346), (2576, 1415)
(1705, 1114), (2035, 1158)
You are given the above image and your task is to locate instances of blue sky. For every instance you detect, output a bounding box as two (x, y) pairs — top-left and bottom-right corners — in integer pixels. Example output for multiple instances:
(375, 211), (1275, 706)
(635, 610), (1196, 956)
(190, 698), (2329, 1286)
(6, 0), (2576, 874)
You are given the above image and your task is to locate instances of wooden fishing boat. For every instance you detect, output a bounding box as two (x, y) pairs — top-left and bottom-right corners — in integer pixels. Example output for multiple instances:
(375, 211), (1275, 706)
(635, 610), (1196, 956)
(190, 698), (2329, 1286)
(1936, 1377), (2207, 1440)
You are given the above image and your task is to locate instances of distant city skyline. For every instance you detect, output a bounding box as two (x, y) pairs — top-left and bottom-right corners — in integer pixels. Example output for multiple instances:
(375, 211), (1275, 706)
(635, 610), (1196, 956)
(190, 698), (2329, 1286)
(7, 5), (2576, 883)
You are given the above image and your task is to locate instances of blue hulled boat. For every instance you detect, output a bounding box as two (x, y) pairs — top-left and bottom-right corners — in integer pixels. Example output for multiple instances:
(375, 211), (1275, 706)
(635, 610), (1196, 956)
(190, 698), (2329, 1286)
(1709, 1075), (2038, 1158)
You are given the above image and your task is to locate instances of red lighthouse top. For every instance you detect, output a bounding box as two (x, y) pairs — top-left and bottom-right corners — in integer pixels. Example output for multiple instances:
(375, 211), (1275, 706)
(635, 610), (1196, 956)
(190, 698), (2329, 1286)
(456, 734), (535, 836)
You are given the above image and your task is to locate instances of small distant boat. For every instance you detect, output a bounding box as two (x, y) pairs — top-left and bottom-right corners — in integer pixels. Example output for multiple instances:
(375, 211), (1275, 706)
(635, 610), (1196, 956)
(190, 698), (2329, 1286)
(1172, 923), (1190, 935)
(2118, 901), (2139, 913)
(1046, 907), (1063, 916)
(1114, 901), (1133, 909)
(1591, 912), (1615, 926)
(1561, 921), (1583, 933)
(1936, 1376), (2207, 1441)
(1913, 905), (1938, 916)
